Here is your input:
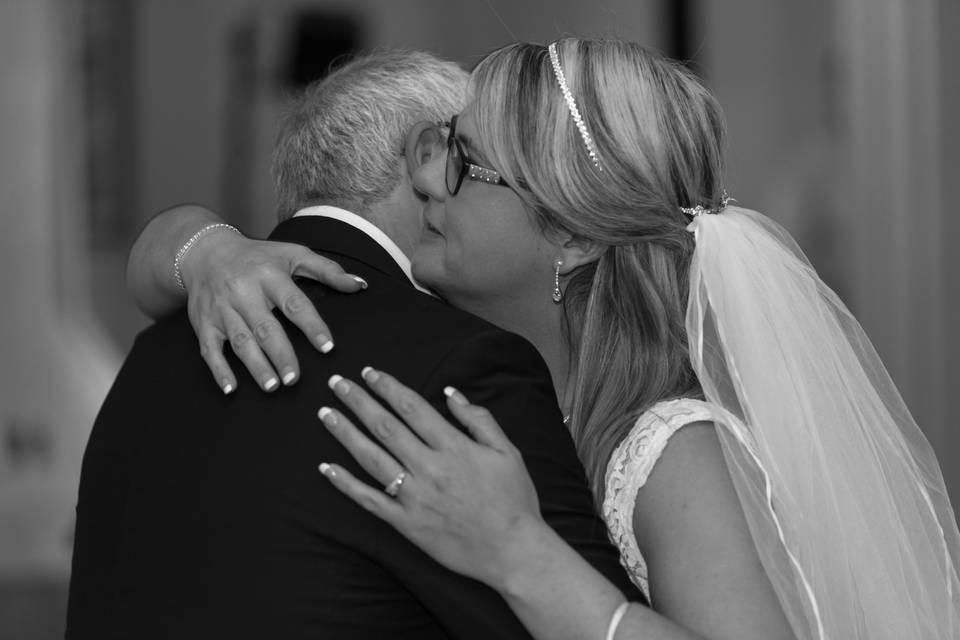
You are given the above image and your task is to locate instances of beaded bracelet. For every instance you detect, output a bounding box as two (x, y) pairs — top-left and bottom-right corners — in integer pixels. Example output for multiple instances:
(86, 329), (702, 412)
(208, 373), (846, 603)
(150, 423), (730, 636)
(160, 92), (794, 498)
(173, 223), (242, 291)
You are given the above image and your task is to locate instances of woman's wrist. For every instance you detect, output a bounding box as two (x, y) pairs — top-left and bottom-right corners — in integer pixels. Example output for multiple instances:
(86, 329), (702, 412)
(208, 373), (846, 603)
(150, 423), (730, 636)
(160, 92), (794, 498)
(128, 203), (225, 317)
(493, 515), (566, 596)
(177, 224), (245, 293)
(173, 223), (242, 291)
(493, 516), (636, 640)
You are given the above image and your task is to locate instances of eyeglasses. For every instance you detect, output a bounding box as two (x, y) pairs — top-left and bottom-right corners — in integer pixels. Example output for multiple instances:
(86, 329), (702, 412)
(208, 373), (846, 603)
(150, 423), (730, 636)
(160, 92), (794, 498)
(440, 115), (516, 196)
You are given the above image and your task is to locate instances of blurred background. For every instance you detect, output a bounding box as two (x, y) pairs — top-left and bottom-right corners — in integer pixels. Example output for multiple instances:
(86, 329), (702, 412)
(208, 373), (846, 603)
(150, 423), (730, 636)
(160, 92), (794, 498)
(1, 0), (957, 637)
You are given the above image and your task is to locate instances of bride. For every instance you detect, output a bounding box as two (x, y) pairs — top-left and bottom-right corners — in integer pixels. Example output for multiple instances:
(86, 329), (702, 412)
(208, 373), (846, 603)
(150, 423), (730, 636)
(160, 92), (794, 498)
(128, 39), (960, 639)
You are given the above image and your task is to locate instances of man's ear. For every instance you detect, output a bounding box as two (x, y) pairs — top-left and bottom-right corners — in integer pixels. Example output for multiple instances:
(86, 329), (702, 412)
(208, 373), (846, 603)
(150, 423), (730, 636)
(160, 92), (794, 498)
(404, 121), (443, 178)
(556, 235), (606, 274)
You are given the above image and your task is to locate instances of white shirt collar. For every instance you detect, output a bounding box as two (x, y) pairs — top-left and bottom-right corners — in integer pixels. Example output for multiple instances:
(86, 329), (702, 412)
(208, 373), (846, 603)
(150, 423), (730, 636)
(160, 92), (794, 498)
(293, 205), (432, 295)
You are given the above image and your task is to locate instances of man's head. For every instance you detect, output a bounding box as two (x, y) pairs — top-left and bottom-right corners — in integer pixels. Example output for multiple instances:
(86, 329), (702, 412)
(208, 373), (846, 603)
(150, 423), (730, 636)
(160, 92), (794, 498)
(272, 49), (468, 254)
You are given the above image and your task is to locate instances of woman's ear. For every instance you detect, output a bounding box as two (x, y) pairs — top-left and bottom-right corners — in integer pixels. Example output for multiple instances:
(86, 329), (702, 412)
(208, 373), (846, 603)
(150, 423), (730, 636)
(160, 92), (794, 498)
(556, 235), (605, 274)
(404, 121), (443, 178)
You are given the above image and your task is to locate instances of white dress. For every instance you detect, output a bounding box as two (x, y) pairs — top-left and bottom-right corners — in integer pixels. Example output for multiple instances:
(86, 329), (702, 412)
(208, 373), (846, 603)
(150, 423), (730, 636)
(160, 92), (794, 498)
(601, 397), (730, 603)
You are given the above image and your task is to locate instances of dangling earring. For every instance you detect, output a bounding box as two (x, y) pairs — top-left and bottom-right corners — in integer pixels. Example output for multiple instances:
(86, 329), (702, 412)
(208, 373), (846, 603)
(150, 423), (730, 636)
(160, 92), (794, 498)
(552, 260), (563, 304)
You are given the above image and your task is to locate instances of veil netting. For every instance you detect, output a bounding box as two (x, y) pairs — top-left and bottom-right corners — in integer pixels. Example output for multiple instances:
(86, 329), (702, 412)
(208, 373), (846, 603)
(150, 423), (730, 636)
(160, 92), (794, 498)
(685, 206), (960, 639)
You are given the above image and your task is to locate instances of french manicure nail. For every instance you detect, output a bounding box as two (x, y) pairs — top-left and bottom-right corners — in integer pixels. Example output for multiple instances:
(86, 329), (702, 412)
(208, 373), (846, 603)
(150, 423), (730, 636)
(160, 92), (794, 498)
(318, 406), (337, 425)
(317, 334), (334, 354)
(328, 374), (347, 393)
(444, 386), (468, 406)
(352, 275), (368, 289)
(318, 462), (337, 478)
(264, 377), (279, 391)
(361, 366), (379, 383)
(222, 382), (234, 395)
(282, 370), (297, 385)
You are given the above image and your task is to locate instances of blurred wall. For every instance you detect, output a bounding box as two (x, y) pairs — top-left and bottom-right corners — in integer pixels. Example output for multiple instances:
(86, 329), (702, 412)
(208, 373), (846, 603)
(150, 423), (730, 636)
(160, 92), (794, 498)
(0, 0), (120, 580)
(940, 0), (960, 513)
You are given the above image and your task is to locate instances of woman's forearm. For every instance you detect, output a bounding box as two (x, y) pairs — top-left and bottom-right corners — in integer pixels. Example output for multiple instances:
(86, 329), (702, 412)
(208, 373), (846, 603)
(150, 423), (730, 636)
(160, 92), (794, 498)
(126, 203), (225, 318)
(498, 520), (703, 640)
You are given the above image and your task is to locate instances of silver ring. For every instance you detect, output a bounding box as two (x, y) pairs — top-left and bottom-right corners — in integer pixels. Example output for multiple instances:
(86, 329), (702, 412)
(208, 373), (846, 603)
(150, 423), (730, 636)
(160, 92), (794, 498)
(384, 470), (407, 498)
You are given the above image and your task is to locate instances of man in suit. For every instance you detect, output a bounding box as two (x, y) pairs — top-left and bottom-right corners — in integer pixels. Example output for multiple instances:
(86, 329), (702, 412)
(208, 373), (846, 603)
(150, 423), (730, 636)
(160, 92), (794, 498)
(67, 50), (642, 639)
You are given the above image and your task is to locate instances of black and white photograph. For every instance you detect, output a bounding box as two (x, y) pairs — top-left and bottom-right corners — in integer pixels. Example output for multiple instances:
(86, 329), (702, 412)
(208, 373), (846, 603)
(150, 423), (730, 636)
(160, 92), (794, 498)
(1, 1), (959, 638)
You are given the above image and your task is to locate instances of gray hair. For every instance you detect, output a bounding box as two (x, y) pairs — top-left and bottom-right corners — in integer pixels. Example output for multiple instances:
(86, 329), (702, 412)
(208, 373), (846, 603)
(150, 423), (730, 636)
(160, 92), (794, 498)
(272, 49), (468, 220)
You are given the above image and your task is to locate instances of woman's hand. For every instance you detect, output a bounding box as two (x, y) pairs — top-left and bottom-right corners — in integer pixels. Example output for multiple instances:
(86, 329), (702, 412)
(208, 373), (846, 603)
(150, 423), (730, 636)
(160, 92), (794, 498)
(316, 369), (707, 640)
(317, 368), (550, 591)
(179, 231), (367, 394)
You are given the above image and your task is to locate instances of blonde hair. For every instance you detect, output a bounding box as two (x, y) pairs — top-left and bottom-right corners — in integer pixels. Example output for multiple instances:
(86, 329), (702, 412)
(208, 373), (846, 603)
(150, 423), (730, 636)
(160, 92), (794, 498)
(469, 39), (727, 504)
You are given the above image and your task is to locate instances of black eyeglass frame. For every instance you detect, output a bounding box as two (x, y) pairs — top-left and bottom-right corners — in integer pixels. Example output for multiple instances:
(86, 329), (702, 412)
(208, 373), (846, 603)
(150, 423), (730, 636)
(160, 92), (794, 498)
(440, 115), (518, 196)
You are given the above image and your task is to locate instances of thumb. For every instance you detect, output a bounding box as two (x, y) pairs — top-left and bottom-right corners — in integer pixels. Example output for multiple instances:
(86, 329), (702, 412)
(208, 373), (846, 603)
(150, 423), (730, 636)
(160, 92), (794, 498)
(443, 387), (511, 451)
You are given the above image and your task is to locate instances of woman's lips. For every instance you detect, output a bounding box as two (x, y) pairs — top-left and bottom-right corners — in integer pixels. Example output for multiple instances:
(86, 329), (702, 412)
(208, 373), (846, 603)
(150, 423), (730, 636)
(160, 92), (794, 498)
(424, 219), (443, 237)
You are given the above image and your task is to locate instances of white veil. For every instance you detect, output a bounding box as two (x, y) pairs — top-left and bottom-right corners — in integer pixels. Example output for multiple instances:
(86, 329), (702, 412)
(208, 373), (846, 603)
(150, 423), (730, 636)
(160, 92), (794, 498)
(685, 206), (960, 639)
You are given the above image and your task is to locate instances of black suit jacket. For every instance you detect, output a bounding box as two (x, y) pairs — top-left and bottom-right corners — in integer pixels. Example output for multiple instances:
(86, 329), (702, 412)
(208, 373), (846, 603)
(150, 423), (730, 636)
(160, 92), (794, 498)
(67, 216), (644, 639)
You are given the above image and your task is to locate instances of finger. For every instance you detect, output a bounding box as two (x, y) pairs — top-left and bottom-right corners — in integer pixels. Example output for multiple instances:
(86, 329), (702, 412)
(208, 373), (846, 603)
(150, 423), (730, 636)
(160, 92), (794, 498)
(237, 305), (300, 387)
(443, 386), (513, 451)
(317, 406), (405, 487)
(267, 279), (335, 355)
(222, 308), (280, 391)
(359, 368), (464, 450)
(317, 463), (406, 527)
(327, 374), (433, 468)
(287, 245), (368, 293)
(198, 327), (237, 395)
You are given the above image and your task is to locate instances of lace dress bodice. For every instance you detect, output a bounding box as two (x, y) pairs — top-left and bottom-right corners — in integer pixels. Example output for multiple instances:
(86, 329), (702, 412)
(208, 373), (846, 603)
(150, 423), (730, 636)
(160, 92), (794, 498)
(601, 398), (728, 602)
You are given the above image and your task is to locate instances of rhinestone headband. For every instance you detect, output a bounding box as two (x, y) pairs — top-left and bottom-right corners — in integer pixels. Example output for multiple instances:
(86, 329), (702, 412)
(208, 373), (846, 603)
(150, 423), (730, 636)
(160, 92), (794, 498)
(680, 191), (731, 218)
(547, 42), (602, 171)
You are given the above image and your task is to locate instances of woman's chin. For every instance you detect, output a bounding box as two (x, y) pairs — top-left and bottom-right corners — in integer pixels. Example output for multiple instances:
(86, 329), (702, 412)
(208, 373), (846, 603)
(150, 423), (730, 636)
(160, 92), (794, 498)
(410, 249), (445, 293)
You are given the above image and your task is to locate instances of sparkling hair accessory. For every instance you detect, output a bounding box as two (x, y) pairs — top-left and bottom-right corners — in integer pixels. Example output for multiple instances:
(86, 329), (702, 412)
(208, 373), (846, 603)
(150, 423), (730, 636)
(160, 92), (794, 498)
(547, 42), (602, 171)
(681, 191), (731, 218)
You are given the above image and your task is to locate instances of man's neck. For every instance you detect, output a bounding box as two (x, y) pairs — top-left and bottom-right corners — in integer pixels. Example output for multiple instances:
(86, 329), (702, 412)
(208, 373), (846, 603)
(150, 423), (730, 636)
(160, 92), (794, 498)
(363, 207), (418, 259)
(306, 196), (418, 259)
(291, 204), (432, 295)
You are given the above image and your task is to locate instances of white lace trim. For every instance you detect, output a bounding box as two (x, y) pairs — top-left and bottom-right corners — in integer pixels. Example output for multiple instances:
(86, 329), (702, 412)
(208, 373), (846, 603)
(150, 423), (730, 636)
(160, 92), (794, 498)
(601, 398), (724, 602)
